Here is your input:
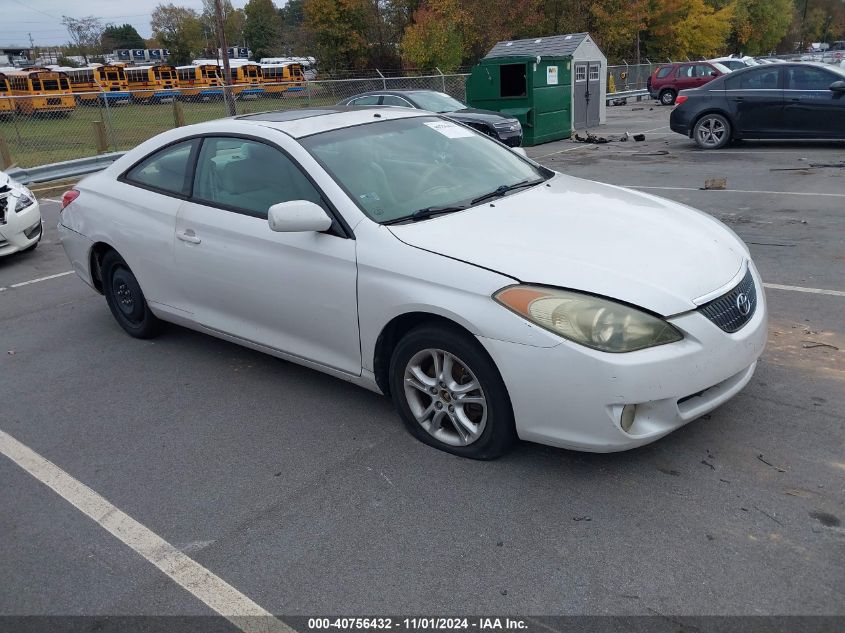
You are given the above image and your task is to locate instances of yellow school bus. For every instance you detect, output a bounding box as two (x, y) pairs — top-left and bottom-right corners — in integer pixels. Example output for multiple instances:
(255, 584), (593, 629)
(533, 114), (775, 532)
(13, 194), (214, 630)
(229, 62), (264, 96)
(0, 72), (14, 117)
(260, 63), (306, 95)
(124, 65), (180, 102)
(6, 70), (76, 115)
(65, 65), (131, 104)
(176, 65), (223, 100)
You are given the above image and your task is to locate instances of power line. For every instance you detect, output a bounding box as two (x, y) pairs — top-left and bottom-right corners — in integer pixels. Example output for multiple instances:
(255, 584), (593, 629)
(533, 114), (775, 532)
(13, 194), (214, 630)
(9, 0), (57, 20)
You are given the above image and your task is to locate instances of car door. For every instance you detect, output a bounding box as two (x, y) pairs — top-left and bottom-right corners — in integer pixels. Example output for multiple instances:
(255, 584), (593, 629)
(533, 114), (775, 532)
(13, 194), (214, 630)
(117, 138), (200, 311)
(674, 64), (698, 91)
(174, 135), (361, 375)
(784, 66), (845, 137)
(724, 66), (784, 136)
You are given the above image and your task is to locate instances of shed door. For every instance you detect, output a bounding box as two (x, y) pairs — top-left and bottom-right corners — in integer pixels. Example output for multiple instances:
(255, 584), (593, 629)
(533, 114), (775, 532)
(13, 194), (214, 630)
(573, 63), (588, 128)
(587, 63), (601, 127)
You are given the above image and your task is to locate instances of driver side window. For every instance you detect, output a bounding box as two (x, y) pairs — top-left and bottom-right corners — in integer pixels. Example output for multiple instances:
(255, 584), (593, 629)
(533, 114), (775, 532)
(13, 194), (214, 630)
(192, 137), (324, 218)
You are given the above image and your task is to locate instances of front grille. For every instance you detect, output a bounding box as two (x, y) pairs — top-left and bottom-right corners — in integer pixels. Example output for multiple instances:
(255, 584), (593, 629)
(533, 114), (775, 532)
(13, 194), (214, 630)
(698, 268), (757, 333)
(0, 194), (7, 225)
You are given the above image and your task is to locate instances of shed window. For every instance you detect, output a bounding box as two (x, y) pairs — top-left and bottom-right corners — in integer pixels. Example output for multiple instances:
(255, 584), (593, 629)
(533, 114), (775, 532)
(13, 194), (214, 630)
(575, 65), (587, 82)
(589, 66), (600, 81)
(500, 64), (526, 97)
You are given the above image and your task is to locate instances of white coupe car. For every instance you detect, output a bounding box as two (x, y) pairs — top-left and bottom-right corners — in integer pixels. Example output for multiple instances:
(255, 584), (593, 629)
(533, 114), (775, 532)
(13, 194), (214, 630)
(58, 107), (767, 458)
(1, 170), (42, 257)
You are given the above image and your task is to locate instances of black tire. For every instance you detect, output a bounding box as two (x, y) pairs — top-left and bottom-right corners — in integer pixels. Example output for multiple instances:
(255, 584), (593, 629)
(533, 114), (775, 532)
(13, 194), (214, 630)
(388, 324), (516, 459)
(659, 89), (676, 106)
(101, 250), (162, 339)
(693, 113), (732, 150)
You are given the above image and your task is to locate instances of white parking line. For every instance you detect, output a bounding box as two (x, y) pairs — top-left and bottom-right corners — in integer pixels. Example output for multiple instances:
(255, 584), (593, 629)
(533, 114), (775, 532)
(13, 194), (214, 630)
(624, 185), (845, 198)
(764, 283), (845, 298)
(0, 270), (75, 292)
(0, 429), (292, 633)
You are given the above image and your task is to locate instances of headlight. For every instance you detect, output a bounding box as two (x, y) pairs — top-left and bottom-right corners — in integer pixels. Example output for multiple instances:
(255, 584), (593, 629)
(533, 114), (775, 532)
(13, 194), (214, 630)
(15, 193), (35, 211)
(494, 285), (683, 353)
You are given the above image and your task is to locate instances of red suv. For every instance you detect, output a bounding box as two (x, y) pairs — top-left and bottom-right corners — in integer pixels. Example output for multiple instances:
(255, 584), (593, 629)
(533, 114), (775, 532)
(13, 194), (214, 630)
(648, 62), (727, 105)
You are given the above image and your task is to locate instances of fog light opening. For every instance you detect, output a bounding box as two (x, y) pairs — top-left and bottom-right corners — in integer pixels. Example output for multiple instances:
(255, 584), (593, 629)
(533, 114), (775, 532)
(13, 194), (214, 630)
(620, 404), (637, 433)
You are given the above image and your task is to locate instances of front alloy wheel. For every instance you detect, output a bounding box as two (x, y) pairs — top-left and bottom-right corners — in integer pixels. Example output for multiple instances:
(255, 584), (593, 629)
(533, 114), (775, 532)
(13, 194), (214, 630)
(403, 348), (488, 447)
(694, 114), (731, 149)
(389, 325), (516, 459)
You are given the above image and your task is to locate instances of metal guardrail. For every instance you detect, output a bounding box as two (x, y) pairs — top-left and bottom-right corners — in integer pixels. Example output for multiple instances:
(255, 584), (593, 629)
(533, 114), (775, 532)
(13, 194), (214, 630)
(7, 152), (125, 185)
(606, 89), (650, 103)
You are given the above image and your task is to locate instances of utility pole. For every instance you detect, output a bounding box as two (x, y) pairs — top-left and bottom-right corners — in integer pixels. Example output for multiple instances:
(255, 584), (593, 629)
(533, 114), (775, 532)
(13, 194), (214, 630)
(214, 0), (236, 116)
(800, 0), (810, 53)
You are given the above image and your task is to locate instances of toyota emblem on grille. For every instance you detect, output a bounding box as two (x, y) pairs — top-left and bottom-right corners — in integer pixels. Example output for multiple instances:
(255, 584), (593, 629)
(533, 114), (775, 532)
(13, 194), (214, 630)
(736, 292), (751, 316)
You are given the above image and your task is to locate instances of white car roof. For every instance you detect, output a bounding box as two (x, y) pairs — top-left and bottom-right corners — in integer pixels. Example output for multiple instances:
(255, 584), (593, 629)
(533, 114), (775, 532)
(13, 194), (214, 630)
(232, 106), (428, 138)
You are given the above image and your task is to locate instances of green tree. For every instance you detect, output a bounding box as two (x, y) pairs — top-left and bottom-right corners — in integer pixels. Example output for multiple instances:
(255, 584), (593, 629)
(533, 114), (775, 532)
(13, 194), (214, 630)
(645, 0), (734, 60)
(150, 3), (204, 65)
(201, 0), (246, 48)
(101, 23), (146, 51)
(400, 0), (466, 70)
(304, 0), (370, 72)
(280, 0), (314, 54)
(244, 0), (283, 60)
(731, 0), (793, 54)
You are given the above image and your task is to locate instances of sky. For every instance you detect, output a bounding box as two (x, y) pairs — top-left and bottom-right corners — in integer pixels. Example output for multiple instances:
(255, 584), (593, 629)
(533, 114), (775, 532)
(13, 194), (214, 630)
(1, 0), (253, 47)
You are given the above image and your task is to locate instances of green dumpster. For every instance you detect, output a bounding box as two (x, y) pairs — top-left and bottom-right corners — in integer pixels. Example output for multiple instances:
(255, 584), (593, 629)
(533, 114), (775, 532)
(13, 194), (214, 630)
(466, 56), (572, 146)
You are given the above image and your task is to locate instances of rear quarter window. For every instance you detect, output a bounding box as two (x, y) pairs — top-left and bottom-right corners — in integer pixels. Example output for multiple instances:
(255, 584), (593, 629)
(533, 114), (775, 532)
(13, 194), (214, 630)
(656, 66), (674, 79)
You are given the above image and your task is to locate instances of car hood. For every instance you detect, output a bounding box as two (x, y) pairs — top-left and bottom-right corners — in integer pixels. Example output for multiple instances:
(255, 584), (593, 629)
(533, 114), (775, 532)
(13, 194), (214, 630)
(446, 108), (518, 125)
(387, 174), (747, 316)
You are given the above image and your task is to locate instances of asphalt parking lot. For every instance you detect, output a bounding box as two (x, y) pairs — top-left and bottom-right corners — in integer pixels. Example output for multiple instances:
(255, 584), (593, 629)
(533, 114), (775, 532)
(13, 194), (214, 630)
(1, 103), (843, 625)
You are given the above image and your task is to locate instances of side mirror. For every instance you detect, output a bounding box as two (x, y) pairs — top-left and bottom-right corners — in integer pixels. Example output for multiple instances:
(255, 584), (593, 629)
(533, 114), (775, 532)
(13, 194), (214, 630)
(710, 71), (718, 77)
(511, 146), (528, 157)
(830, 80), (845, 93)
(268, 200), (333, 233)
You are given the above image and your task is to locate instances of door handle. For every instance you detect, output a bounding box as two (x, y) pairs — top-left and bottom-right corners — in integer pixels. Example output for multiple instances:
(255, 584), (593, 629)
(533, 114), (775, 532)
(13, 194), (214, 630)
(176, 230), (201, 244)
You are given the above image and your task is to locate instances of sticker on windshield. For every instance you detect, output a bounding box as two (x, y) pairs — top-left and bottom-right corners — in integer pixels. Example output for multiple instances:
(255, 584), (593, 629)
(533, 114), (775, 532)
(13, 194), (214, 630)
(424, 121), (476, 138)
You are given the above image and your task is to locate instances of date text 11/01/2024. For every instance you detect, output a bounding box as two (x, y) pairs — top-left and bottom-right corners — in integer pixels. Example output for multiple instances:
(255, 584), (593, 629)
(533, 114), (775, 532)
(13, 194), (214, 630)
(307, 618), (528, 630)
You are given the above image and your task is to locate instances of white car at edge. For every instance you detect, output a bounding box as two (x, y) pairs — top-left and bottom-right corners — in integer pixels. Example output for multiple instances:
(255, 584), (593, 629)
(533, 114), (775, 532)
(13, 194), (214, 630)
(1, 170), (42, 257)
(58, 107), (767, 459)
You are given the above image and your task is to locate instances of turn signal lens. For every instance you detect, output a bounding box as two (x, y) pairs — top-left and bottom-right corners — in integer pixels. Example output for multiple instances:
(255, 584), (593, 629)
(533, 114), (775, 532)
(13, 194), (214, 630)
(674, 95), (689, 106)
(61, 189), (80, 210)
(494, 285), (683, 353)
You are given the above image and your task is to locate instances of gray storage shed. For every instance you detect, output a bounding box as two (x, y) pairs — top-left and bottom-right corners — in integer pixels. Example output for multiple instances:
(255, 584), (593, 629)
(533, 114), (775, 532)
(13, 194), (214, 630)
(485, 33), (607, 130)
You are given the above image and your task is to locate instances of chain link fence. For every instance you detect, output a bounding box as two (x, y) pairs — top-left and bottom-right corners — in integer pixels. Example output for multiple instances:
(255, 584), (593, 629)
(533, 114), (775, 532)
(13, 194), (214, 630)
(607, 63), (655, 94)
(7, 57), (842, 170)
(0, 74), (470, 170)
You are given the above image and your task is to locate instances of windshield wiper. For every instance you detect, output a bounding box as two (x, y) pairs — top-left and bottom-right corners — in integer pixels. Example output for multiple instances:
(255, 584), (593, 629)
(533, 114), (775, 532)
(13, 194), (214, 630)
(409, 205), (467, 222)
(470, 178), (545, 205)
(381, 205), (466, 225)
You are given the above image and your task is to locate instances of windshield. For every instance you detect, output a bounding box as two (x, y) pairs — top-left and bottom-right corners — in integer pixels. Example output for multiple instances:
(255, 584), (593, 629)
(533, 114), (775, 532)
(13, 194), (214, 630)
(301, 116), (548, 224)
(712, 62), (731, 74)
(408, 91), (466, 113)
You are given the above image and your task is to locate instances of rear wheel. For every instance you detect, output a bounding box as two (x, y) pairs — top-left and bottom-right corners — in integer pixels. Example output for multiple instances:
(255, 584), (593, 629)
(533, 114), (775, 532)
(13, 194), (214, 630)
(693, 113), (731, 149)
(389, 325), (516, 459)
(101, 250), (162, 339)
(659, 89), (677, 106)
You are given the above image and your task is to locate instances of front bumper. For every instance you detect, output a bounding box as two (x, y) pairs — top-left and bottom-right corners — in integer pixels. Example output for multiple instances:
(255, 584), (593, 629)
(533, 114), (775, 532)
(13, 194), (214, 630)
(495, 129), (523, 147)
(0, 197), (41, 257)
(478, 263), (768, 452)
